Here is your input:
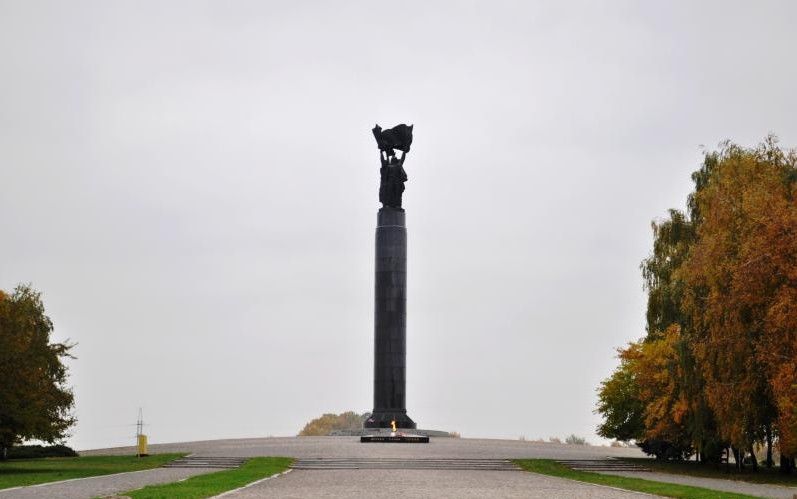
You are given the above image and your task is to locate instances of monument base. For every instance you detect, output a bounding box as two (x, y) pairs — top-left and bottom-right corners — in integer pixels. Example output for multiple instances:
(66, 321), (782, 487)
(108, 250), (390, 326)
(327, 428), (453, 437)
(363, 411), (416, 429)
(360, 433), (429, 443)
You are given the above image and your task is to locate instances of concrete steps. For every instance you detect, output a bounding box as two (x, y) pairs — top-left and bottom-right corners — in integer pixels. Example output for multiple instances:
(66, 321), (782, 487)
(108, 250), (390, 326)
(163, 456), (247, 469)
(292, 458), (521, 471)
(556, 459), (650, 472)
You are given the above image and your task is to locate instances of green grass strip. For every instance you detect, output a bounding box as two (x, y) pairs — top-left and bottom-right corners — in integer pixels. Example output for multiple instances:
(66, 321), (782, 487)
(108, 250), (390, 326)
(0, 454), (185, 490)
(620, 457), (797, 486)
(124, 457), (293, 499)
(514, 459), (763, 499)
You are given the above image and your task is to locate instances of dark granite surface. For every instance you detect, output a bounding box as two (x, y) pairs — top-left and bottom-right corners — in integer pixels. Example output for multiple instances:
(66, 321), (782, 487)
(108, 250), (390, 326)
(367, 207), (415, 429)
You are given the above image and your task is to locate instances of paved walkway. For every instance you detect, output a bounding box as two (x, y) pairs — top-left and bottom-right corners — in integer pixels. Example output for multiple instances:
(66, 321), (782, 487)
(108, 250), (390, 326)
(226, 469), (655, 498)
(8, 437), (796, 498)
(602, 470), (797, 499)
(0, 466), (218, 499)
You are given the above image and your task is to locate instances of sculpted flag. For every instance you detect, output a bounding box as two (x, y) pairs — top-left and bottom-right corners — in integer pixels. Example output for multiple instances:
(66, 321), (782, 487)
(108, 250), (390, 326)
(372, 124), (413, 153)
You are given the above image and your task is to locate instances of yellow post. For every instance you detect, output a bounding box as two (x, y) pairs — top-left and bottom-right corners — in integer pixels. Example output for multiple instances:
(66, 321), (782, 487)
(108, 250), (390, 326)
(391, 420), (397, 432)
(137, 434), (148, 457)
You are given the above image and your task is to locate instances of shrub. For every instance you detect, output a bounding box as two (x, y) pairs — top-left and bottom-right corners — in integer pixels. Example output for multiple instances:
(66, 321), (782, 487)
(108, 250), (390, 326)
(565, 434), (588, 445)
(298, 411), (368, 436)
(639, 439), (693, 461)
(7, 444), (78, 459)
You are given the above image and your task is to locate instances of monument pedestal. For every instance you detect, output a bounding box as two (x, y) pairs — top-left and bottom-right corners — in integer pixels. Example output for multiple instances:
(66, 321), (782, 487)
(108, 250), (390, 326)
(364, 207), (416, 430)
(365, 410), (416, 429)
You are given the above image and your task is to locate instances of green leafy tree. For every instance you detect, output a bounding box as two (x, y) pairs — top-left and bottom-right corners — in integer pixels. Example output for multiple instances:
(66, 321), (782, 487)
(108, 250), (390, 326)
(641, 209), (694, 339)
(599, 205), (712, 460)
(641, 200), (727, 462)
(0, 284), (75, 459)
(596, 354), (644, 442)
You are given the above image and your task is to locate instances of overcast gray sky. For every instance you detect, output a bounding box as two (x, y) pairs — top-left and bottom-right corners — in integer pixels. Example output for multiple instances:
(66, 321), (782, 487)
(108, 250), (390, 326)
(2, 0), (796, 450)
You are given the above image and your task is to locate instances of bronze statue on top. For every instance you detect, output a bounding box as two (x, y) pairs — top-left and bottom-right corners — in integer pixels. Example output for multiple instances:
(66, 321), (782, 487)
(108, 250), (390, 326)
(373, 124), (413, 209)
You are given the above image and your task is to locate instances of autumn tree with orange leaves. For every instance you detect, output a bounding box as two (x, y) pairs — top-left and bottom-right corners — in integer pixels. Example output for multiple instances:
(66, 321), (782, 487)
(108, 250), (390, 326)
(597, 137), (797, 472)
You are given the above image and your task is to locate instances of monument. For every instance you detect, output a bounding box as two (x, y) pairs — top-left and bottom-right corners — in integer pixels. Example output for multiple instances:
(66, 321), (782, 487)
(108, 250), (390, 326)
(362, 124), (425, 442)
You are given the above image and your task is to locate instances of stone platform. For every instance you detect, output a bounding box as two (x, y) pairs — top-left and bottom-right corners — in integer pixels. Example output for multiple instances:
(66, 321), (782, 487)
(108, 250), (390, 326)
(81, 435), (648, 460)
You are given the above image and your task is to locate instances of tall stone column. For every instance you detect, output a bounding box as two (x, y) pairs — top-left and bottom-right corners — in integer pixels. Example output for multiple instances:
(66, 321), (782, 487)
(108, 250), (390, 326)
(365, 206), (416, 429)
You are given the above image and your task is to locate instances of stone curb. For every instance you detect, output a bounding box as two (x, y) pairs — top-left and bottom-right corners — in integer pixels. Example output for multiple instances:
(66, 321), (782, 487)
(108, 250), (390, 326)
(523, 471), (660, 498)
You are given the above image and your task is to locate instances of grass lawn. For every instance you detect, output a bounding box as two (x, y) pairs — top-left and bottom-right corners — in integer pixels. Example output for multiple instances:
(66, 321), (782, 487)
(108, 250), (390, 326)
(620, 457), (797, 486)
(124, 457), (293, 499)
(0, 454), (185, 490)
(514, 459), (762, 499)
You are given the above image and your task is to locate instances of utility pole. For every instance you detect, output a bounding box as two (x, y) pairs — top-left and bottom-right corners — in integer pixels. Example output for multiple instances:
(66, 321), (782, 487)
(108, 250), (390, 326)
(136, 408), (148, 457)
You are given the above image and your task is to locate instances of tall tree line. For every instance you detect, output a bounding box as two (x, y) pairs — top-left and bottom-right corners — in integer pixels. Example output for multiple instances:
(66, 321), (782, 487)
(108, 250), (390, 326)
(597, 137), (797, 472)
